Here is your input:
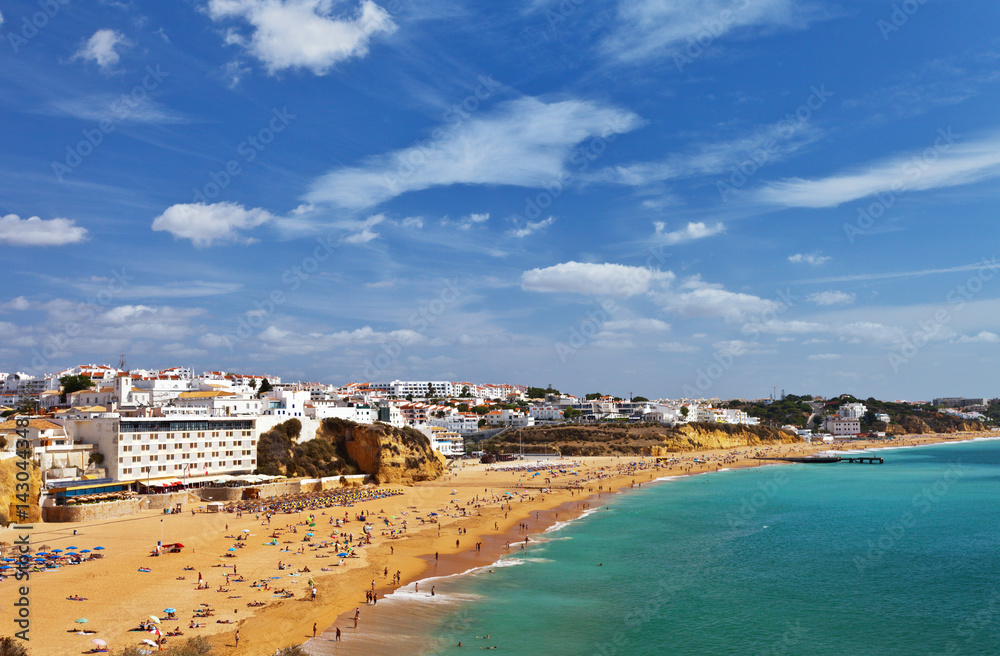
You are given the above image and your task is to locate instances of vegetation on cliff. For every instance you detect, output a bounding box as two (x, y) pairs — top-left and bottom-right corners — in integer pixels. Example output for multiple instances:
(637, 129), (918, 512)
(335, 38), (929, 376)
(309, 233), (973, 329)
(826, 395), (988, 434)
(0, 458), (41, 526)
(484, 422), (799, 457)
(255, 419), (359, 478)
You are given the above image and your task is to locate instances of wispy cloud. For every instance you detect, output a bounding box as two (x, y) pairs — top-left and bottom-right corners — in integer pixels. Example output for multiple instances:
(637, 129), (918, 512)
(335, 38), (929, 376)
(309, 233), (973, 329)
(757, 130), (1000, 208)
(45, 95), (191, 125)
(0, 214), (88, 246)
(306, 97), (643, 209)
(206, 0), (396, 75)
(801, 260), (999, 284)
(509, 216), (555, 238)
(789, 253), (830, 266)
(601, 0), (827, 64)
(654, 221), (724, 244)
(589, 120), (821, 187)
(807, 290), (855, 306)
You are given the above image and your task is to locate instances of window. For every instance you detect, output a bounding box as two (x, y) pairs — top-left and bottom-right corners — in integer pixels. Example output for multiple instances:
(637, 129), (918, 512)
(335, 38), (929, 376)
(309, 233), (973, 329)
(141, 445), (150, 451)
(166, 454), (175, 461)
(157, 465), (166, 472)
(123, 468), (132, 474)
(118, 457), (123, 463)
(212, 451), (219, 457)
(166, 433), (174, 439)
(132, 456), (140, 463)
(150, 456), (158, 462)
(158, 444), (166, 450)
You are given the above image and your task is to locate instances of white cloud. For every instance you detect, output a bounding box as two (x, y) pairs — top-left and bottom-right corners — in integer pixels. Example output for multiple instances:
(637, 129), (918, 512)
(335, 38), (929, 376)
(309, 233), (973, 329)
(656, 277), (780, 322)
(807, 290), (856, 306)
(807, 353), (841, 360)
(401, 217), (424, 229)
(509, 216), (555, 238)
(151, 202), (275, 246)
(342, 213), (386, 244)
(73, 29), (130, 71)
(757, 130), (1000, 208)
(255, 324), (427, 355)
(0, 214), (88, 246)
(0, 11), (4, 26)
(602, 318), (671, 332)
(788, 253), (830, 266)
(601, 0), (824, 64)
(206, 0), (396, 75)
(658, 341), (698, 353)
(957, 331), (1000, 343)
(0, 297), (32, 311)
(653, 221), (724, 244)
(306, 97), (643, 209)
(521, 262), (673, 296)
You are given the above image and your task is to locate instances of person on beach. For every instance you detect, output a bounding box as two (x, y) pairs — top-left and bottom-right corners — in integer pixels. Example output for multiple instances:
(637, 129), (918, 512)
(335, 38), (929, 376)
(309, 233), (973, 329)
(313, 623), (317, 637)
(234, 630), (239, 648)
(336, 627), (341, 641)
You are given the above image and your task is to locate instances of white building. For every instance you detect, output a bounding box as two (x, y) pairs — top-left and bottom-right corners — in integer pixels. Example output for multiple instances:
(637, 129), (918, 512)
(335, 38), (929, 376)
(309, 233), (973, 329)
(64, 415), (259, 482)
(840, 402), (868, 420)
(529, 405), (565, 421)
(262, 390), (309, 418)
(825, 418), (861, 436)
(423, 426), (464, 458)
(875, 413), (891, 423)
(429, 413), (481, 434)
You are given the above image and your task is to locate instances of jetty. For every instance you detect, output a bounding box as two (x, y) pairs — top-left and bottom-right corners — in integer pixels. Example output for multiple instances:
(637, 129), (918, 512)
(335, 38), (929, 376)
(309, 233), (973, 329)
(755, 455), (883, 465)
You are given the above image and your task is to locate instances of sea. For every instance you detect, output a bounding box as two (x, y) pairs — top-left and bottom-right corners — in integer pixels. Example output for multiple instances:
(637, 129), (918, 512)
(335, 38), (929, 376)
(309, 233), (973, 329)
(307, 438), (1000, 656)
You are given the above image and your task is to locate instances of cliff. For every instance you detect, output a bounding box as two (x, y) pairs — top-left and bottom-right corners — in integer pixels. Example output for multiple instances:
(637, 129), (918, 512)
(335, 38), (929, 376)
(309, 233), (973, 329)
(0, 458), (42, 526)
(316, 419), (445, 485)
(886, 417), (987, 435)
(486, 422), (800, 457)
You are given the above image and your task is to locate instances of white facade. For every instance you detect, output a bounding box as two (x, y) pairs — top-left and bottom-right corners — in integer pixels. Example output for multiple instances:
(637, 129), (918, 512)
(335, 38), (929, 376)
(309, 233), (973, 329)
(65, 416), (259, 482)
(429, 414), (481, 434)
(840, 402), (868, 420)
(826, 418), (861, 436)
(875, 413), (891, 423)
(423, 427), (464, 457)
(529, 405), (565, 421)
(262, 389), (309, 418)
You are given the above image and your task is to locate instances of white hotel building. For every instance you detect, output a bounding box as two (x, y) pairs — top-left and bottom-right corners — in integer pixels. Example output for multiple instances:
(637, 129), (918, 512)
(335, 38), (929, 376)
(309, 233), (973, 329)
(64, 415), (259, 483)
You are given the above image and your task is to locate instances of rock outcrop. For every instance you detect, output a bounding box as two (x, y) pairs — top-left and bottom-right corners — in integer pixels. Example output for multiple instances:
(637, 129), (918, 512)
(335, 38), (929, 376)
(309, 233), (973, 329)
(0, 458), (42, 525)
(317, 419), (445, 485)
(487, 422), (799, 457)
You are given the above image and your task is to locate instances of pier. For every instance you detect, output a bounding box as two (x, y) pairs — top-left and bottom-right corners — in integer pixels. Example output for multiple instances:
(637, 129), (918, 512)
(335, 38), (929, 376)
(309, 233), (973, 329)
(755, 455), (883, 465)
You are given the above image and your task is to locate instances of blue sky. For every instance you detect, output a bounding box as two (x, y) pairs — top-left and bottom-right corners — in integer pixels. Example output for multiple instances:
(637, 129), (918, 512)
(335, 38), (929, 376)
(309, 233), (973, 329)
(2, 0), (1000, 400)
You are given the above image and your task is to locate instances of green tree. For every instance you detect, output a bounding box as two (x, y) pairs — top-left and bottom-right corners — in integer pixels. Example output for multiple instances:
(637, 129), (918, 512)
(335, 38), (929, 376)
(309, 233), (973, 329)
(249, 378), (258, 390)
(257, 378), (273, 397)
(632, 396), (649, 403)
(88, 452), (105, 466)
(680, 406), (689, 417)
(457, 403), (470, 412)
(585, 392), (603, 400)
(461, 385), (470, 397)
(59, 374), (94, 402)
(564, 407), (581, 420)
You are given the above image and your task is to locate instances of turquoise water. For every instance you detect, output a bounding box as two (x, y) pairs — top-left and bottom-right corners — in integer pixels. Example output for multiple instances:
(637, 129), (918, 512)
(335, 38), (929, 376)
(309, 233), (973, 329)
(416, 440), (1000, 656)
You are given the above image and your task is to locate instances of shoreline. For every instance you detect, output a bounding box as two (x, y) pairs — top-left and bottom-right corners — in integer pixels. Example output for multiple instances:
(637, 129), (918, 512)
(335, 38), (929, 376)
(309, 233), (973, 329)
(1, 430), (994, 655)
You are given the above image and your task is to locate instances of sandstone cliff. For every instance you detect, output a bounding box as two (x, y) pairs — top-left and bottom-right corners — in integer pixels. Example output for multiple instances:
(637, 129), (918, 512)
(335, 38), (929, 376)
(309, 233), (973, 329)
(0, 458), (42, 525)
(316, 419), (445, 485)
(886, 417), (987, 435)
(487, 422), (799, 457)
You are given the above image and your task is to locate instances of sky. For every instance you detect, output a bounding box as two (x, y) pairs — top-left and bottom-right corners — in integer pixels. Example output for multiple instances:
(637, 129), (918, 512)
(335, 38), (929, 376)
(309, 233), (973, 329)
(1, 0), (999, 401)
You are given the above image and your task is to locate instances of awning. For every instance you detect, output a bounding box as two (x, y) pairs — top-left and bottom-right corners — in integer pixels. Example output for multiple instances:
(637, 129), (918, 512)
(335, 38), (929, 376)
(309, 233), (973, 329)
(144, 478), (182, 487)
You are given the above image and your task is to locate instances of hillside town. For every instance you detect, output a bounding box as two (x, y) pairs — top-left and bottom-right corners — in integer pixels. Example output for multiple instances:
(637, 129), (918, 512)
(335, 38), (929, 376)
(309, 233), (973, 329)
(1, 364), (995, 515)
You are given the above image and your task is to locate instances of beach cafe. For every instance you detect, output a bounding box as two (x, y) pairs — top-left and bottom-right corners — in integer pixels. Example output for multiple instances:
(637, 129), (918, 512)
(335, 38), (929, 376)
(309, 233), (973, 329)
(46, 478), (137, 506)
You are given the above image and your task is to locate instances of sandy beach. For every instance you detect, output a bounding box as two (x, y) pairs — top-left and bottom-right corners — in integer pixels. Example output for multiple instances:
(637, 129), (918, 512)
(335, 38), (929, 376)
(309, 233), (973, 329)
(1, 431), (993, 656)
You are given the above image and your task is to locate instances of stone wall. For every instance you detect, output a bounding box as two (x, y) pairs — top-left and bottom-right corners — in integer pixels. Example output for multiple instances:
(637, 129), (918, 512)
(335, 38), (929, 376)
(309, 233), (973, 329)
(43, 497), (144, 523)
(143, 491), (197, 510)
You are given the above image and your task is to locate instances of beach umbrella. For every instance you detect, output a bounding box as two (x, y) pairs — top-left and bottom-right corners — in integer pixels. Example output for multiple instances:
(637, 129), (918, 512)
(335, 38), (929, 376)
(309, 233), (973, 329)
(148, 615), (160, 624)
(242, 529), (250, 533)
(67, 546), (78, 549)
(148, 627), (162, 637)
(91, 639), (107, 647)
(336, 552), (349, 557)
(80, 549), (91, 553)
(228, 547), (236, 552)
(75, 618), (89, 624)
(93, 546), (105, 550)
(141, 639), (158, 646)
(52, 549), (63, 553)
(163, 608), (176, 614)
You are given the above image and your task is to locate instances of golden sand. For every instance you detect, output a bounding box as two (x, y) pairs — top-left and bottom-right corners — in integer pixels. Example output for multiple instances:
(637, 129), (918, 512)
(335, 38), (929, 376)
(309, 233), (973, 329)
(0, 432), (989, 655)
